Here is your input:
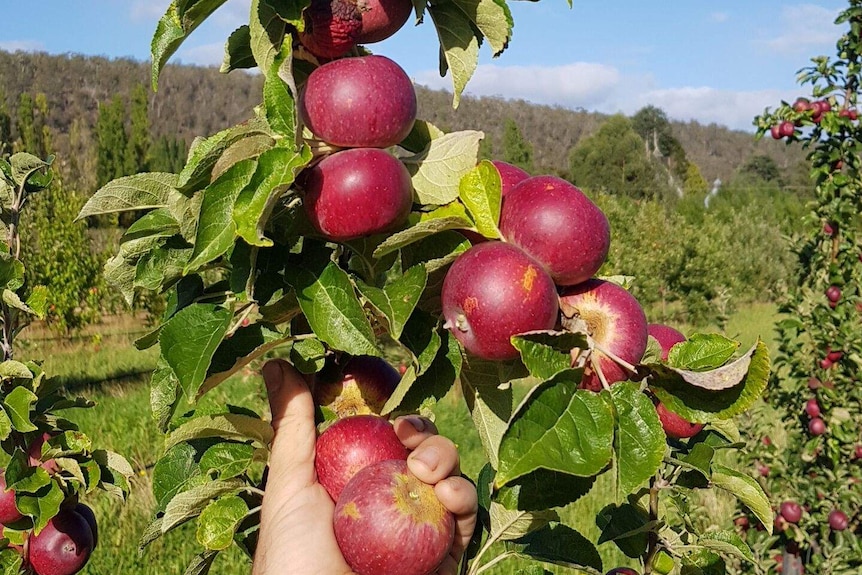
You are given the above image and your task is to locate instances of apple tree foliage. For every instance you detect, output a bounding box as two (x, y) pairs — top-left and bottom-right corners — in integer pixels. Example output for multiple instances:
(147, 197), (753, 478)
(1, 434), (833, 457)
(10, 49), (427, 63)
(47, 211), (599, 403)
(0, 154), (133, 572)
(739, 3), (862, 574)
(78, 1), (772, 573)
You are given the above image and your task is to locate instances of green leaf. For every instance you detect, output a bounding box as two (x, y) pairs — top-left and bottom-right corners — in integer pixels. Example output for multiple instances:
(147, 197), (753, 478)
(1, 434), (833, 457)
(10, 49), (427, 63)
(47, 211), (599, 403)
(184, 551), (219, 575)
(153, 443), (203, 513)
(15, 481), (64, 534)
(427, 2), (480, 108)
(505, 523), (603, 573)
(6, 454), (51, 494)
(609, 383), (665, 499)
(2, 290), (35, 318)
(489, 503), (558, 541)
(221, 25), (255, 73)
(104, 255), (136, 306)
(668, 333), (740, 371)
(460, 356), (516, 469)
(450, 0), (512, 56)
(290, 337), (327, 374)
(2, 387), (38, 432)
(186, 159), (258, 273)
(496, 376), (614, 488)
(135, 244), (192, 292)
(151, 357), (182, 432)
(0, 361), (33, 380)
(166, 414), (274, 452)
(249, 0), (287, 76)
(373, 214), (473, 259)
(458, 160), (503, 238)
(263, 39), (296, 139)
(197, 495), (249, 550)
(162, 478), (245, 533)
(24, 286), (49, 319)
(160, 304), (233, 401)
(201, 324), (290, 397)
(0, 253), (24, 292)
(9, 153), (49, 188)
(596, 503), (650, 558)
(383, 330), (461, 415)
(511, 331), (588, 381)
(199, 443), (256, 480)
(400, 310), (443, 375)
(698, 530), (755, 563)
(0, 407), (11, 441)
(285, 249), (380, 358)
(678, 442), (715, 479)
(77, 172), (181, 219)
(495, 468), (595, 512)
(151, 0), (230, 90)
(711, 464), (773, 535)
(356, 264), (427, 340)
(650, 341), (771, 422)
(0, 548), (23, 573)
(402, 130), (484, 205)
(234, 146), (311, 247)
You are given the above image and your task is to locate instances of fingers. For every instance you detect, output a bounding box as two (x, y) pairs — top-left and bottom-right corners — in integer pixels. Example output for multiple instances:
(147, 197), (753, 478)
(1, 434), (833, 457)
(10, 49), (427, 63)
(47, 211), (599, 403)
(407, 434), (461, 482)
(392, 415), (438, 449)
(262, 359), (317, 494)
(435, 476), (479, 562)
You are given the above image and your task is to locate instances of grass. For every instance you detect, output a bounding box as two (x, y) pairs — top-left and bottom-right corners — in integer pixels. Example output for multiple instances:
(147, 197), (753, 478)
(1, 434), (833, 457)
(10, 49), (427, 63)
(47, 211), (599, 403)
(14, 302), (783, 575)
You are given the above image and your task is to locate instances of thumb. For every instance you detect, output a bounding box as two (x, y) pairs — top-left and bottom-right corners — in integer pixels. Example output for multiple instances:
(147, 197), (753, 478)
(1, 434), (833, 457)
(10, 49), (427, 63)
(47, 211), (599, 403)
(262, 359), (318, 493)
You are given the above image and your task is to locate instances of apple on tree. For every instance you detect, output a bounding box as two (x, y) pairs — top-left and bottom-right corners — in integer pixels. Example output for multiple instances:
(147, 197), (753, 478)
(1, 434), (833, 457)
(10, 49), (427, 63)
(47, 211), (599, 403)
(491, 160), (530, 197)
(27, 507), (95, 575)
(313, 355), (401, 418)
(646, 324), (705, 438)
(780, 500), (803, 524)
(559, 279), (648, 392)
(0, 473), (23, 526)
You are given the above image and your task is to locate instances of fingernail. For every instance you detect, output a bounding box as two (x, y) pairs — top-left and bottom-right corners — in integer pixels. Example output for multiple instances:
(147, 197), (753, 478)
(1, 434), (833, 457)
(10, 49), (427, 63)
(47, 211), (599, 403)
(404, 416), (426, 432)
(410, 446), (440, 472)
(262, 360), (284, 392)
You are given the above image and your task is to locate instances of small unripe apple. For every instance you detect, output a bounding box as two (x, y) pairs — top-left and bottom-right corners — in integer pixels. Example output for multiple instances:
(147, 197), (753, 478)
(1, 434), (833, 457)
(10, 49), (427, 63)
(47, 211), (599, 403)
(780, 500), (802, 524)
(734, 516), (750, 530)
(762, 435), (773, 446)
(315, 415), (409, 502)
(829, 509), (849, 531)
(758, 463), (770, 477)
(808, 417), (826, 436)
(824, 222), (836, 236)
(334, 459), (455, 575)
(854, 444), (862, 460)
(805, 398), (821, 418)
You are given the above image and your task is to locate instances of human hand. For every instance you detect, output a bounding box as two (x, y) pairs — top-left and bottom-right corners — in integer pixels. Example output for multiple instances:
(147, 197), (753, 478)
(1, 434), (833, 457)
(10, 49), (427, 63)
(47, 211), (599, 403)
(252, 359), (478, 575)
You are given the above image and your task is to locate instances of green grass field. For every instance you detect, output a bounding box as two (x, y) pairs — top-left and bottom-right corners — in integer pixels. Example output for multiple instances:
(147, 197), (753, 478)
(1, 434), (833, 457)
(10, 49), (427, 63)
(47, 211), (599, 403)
(17, 302), (782, 575)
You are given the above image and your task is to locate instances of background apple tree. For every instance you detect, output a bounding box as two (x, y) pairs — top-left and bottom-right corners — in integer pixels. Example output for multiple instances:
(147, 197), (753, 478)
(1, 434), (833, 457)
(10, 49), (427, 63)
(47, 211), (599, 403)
(738, 2), (862, 574)
(74, 0), (774, 573)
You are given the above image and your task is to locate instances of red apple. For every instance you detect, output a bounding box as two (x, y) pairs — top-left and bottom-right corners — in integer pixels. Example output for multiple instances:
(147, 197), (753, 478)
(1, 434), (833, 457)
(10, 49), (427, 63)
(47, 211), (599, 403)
(298, 0), (362, 59)
(499, 175), (610, 286)
(299, 55), (417, 148)
(827, 349), (843, 362)
(302, 148), (413, 242)
(559, 279), (648, 392)
(735, 516), (750, 530)
(313, 356), (401, 418)
(28, 432), (60, 474)
(654, 400), (704, 439)
(315, 415), (408, 502)
(0, 474), (23, 526)
(771, 125), (782, 140)
(334, 459), (455, 575)
(441, 242), (559, 361)
(780, 500), (802, 524)
(355, 0), (413, 43)
(824, 222), (836, 236)
(647, 323), (686, 361)
(829, 509), (849, 531)
(809, 417), (826, 436)
(805, 398), (821, 418)
(28, 508), (94, 575)
(826, 286), (841, 302)
(491, 160), (530, 197)
(820, 358), (833, 370)
(606, 569), (640, 575)
(855, 444), (862, 460)
(779, 121), (795, 138)
(793, 98), (811, 113)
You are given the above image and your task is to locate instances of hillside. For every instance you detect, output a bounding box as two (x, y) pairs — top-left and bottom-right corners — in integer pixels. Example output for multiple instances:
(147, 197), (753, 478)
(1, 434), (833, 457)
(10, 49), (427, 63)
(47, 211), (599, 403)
(0, 50), (806, 185)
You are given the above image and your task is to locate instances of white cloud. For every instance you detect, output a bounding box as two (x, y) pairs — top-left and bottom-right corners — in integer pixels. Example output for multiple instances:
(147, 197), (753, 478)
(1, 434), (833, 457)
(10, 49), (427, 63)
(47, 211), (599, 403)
(0, 40), (45, 53)
(415, 63), (795, 132)
(710, 12), (729, 23)
(175, 42), (225, 68)
(764, 4), (840, 53)
(130, 0), (170, 21)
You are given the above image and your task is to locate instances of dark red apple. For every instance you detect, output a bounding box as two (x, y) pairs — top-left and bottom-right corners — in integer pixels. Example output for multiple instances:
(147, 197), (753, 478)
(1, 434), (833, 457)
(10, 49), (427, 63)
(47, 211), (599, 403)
(315, 415), (408, 501)
(0, 474), (23, 526)
(809, 417), (826, 436)
(780, 500), (802, 524)
(824, 222), (836, 236)
(334, 459), (454, 575)
(606, 569), (640, 575)
(559, 279), (648, 392)
(299, 55), (417, 148)
(298, 0), (362, 59)
(793, 98), (811, 113)
(771, 125), (782, 140)
(654, 401), (704, 439)
(441, 242), (559, 361)
(829, 509), (849, 531)
(355, 0), (413, 43)
(302, 148), (413, 241)
(73, 504), (97, 549)
(826, 286), (841, 302)
(499, 175), (610, 286)
(855, 444), (862, 460)
(827, 349), (843, 362)
(779, 121), (795, 138)
(735, 516), (750, 530)
(491, 160), (530, 197)
(647, 323), (686, 361)
(805, 398), (821, 418)
(28, 508), (94, 575)
(313, 356), (401, 418)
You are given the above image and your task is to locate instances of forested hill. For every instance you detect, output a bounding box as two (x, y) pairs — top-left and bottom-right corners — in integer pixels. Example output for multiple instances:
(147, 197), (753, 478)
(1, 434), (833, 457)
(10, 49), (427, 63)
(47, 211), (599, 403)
(0, 50), (805, 184)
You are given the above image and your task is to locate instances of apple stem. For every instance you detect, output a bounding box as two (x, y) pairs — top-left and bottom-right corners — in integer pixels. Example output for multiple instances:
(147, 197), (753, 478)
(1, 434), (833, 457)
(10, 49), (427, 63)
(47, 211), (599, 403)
(593, 357), (612, 391)
(594, 343), (639, 375)
(244, 486), (267, 498)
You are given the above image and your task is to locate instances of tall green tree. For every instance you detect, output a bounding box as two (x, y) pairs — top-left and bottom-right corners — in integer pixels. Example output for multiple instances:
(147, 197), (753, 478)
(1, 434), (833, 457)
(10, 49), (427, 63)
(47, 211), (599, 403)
(96, 95), (129, 187)
(569, 114), (666, 199)
(502, 117), (533, 172)
(149, 135), (187, 174)
(0, 90), (11, 158)
(124, 83), (150, 175)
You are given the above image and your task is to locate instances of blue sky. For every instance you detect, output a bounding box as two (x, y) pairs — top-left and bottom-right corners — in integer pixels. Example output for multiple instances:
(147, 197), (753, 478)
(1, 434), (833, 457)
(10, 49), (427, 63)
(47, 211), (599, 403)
(0, 1), (849, 131)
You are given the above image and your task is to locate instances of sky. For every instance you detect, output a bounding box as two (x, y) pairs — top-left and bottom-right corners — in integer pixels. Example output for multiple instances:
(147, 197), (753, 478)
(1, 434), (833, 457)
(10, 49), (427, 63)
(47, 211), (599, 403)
(0, 1), (851, 131)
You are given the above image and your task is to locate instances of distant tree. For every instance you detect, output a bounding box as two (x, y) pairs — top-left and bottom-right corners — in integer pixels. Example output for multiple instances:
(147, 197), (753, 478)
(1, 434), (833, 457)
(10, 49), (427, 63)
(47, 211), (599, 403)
(15, 93), (52, 159)
(683, 162), (709, 197)
(0, 91), (10, 158)
(478, 135), (494, 162)
(502, 118), (533, 172)
(740, 154), (781, 183)
(149, 135), (188, 174)
(96, 95), (129, 187)
(124, 83), (150, 175)
(569, 114), (665, 199)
